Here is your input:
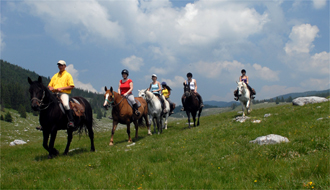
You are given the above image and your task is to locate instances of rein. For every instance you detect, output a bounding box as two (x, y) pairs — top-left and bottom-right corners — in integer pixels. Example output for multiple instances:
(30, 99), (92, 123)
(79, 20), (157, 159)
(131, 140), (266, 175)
(31, 90), (54, 110)
(110, 94), (125, 108)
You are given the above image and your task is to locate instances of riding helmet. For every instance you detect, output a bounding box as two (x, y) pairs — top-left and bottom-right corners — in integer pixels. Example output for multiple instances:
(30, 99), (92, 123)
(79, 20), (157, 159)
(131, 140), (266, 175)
(161, 82), (167, 86)
(241, 69), (246, 73)
(152, 74), (157, 78)
(121, 69), (129, 76)
(187, 72), (193, 77)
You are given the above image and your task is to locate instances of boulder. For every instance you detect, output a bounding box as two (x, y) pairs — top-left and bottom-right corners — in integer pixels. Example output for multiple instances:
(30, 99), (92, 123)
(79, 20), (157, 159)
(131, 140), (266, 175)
(250, 134), (289, 145)
(233, 116), (250, 123)
(292, 96), (328, 106)
(264, 113), (271, 117)
(9, 139), (27, 146)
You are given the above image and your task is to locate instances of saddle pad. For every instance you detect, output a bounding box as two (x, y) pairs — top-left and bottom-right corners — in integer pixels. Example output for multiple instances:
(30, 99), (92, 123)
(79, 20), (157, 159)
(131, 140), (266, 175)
(59, 98), (85, 117)
(127, 98), (141, 108)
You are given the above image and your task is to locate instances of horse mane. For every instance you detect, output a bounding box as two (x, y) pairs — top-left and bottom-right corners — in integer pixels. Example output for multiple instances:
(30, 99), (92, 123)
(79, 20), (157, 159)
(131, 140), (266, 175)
(30, 80), (58, 103)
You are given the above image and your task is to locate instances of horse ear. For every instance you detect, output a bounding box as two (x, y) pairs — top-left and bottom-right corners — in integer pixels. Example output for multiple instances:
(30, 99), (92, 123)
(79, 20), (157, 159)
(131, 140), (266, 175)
(110, 86), (113, 93)
(38, 76), (42, 83)
(28, 77), (33, 84)
(105, 86), (108, 91)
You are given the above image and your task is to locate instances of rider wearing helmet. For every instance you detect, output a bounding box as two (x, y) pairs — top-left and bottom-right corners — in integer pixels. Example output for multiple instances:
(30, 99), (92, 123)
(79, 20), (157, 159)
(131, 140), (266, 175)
(118, 69), (140, 116)
(234, 69), (256, 100)
(147, 74), (168, 113)
(181, 72), (204, 111)
(161, 81), (175, 115)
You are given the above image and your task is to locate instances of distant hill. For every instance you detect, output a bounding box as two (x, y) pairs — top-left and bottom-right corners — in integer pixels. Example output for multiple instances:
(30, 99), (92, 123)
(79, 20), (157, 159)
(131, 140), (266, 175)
(204, 100), (239, 108)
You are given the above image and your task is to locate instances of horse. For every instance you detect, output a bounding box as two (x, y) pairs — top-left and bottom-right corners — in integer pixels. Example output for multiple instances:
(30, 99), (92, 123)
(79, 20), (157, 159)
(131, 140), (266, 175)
(182, 83), (203, 128)
(28, 76), (95, 159)
(103, 86), (150, 145)
(138, 89), (170, 134)
(236, 81), (252, 117)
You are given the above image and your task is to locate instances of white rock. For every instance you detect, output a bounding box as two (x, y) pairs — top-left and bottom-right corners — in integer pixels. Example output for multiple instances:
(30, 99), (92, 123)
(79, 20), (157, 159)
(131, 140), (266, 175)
(317, 106), (321, 108)
(317, 118), (323, 121)
(234, 116), (250, 123)
(252, 120), (261, 123)
(127, 143), (136, 147)
(250, 134), (289, 145)
(264, 113), (271, 117)
(9, 140), (27, 146)
(292, 96), (328, 106)
(237, 111), (243, 114)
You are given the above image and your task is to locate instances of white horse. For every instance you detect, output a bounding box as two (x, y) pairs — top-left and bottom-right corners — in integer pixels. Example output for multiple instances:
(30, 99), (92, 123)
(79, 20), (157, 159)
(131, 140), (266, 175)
(236, 81), (252, 117)
(138, 90), (170, 134)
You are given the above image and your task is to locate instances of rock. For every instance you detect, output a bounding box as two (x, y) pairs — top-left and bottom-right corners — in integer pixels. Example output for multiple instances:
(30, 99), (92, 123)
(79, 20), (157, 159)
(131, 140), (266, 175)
(292, 96), (328, 106)
(316, 118), (323, 121)
(317, 106), (321, 108)
(237, 111), (243, 114)
(9, 140), (27, 146)
(234, 116), (250, 123)
(250, 134), (289, 145)
(252, 120), (261, 123)
(264, 113), (271, 117)
(127, 143), (136, 147)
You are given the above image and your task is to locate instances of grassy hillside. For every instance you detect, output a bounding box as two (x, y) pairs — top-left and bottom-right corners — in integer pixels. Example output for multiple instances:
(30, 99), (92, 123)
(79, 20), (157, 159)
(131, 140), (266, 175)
(1, 101), (329, 189)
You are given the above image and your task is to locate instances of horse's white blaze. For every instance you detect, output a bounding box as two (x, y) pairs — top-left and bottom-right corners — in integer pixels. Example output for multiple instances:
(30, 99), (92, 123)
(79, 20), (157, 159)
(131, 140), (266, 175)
(103, 94), (109, 107)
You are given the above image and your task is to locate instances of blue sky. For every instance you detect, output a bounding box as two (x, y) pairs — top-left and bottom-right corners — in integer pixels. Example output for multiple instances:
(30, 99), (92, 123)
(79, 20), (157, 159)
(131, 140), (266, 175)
(1, 0), (329, 103)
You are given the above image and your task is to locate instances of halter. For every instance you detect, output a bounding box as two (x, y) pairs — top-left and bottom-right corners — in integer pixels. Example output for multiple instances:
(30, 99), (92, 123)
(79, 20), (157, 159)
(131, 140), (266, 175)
(30, 90), (53, 110)
(106, 94), (124, 108)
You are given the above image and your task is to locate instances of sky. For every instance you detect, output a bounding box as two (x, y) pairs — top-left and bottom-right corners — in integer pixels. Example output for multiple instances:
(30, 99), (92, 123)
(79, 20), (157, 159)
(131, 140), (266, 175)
(1, 0), (329, 104)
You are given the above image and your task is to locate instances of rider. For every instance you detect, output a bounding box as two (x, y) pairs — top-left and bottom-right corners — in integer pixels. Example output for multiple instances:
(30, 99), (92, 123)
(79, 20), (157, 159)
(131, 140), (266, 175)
(234, 69), (256, 101)
(147, 74), (168, 113)
(161, 82), (176, 114)
(48, 60), (75, 129)
(181, 72), (204, 111)
(118, 69), (140, 116)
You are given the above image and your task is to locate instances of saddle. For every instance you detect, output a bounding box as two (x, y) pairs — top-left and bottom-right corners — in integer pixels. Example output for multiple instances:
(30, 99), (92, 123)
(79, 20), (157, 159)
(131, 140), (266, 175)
(126, 98), (142, 108)
(58, 97), (85, 117)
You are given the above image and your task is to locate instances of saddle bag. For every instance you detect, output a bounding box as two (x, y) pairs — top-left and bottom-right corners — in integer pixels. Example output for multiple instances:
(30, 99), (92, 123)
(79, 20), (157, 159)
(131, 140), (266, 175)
(69, 101), (85, 117)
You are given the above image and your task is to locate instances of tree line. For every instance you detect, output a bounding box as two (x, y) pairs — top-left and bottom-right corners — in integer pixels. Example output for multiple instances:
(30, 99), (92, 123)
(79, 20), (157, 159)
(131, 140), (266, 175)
(0, 60), (108, 122)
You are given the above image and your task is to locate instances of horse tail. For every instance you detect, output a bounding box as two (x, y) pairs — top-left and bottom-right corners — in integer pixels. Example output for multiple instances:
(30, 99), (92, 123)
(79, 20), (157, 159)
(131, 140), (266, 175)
(74, 97), (96, 136)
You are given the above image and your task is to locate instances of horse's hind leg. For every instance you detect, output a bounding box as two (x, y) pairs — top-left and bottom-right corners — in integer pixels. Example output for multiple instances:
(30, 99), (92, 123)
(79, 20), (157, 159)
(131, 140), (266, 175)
(133, 120), (139, 140)
(127, 123), (132, 143)
(87, 121), (95, 151)
(191, 111), (197, 127)
(63, 130), (73, 155)
(197, 108), (202, 126)
(186, 111), (191, 128)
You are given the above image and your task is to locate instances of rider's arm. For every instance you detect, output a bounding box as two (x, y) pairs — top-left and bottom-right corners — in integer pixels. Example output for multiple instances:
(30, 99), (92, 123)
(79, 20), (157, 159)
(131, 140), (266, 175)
(56, 85), (74, 92)
(123, 81), (133, 96)
(246, 76), (249, 84)
(118, 81), (121, 95)
(194, 79), (197, 93)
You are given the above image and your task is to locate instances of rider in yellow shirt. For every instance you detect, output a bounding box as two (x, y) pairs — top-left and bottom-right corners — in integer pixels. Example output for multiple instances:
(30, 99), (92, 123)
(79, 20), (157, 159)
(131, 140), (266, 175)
(161, 82), (175, 115)
(48, 60), (75, 128)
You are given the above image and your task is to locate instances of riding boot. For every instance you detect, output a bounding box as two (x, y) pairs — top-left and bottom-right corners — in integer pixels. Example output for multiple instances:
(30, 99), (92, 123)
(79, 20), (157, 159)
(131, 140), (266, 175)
(234, 89), (239, 101)
(65, 110), (75, 129)
(196, 93), (204, 108)
(133, 103), (140, 116)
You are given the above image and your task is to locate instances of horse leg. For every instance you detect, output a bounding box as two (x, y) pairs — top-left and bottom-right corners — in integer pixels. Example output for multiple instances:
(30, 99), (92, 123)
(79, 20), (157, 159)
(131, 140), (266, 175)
(158, 116), (162, 134)
(246, 99), (251, 114)
(146, 114), (152, 135)
(127, 123), (132, 143)
(186, 111), (191, 128)
(191, 111), (197, 127)
(48, 128), (59, 159)
(87, 122), (95, 152)
(164, 113), (168, 130)
(197, 108), (202, 126)
(133, 120), (139, 141)
(240, 102), (245, 117)
(153, 117), (157, 134)
(42, 131), (50, 152)
(63, 129), (73, 155)
(109, 121), (118, 146)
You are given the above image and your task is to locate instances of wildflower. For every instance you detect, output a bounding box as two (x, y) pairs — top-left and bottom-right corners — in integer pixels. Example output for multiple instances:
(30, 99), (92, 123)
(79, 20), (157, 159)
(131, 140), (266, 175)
(309, 182), (313, 185)
(254, 180), (257, 183)
(218, 167), (220, 169)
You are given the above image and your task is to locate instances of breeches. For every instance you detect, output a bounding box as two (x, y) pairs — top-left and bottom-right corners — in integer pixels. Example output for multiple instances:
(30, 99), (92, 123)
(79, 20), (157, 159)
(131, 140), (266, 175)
(59, 93), (70, 110)
(126, 94), (136, 104)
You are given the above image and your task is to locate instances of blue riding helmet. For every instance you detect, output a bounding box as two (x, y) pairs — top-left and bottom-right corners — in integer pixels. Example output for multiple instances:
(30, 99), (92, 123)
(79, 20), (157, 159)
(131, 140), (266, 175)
(161, 82), (167, 86)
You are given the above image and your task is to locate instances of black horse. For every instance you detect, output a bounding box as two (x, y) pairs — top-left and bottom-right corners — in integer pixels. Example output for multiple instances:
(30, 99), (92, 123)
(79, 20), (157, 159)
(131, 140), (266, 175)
(182, 83), (203, 128)
(28, 76), (95, 159)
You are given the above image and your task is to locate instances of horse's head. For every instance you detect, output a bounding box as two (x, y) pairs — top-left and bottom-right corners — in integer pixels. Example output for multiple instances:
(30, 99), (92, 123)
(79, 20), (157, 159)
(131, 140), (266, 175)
(236, 81), (246, 97)
(144, 90), (154, 102)
(103, 86), (115, 110)
(183, 82), (191, 97)
(28, 76), (45, 111)
(138, 89), (147, 99)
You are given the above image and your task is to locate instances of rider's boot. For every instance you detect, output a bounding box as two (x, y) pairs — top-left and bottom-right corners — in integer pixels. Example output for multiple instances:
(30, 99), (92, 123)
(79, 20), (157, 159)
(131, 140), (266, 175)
(133, 103), (141, 116)
(66, 110), (75, 129)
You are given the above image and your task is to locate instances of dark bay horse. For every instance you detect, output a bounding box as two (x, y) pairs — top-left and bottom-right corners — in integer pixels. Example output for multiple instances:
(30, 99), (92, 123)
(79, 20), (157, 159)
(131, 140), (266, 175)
(103, 86), (150, 145)
(28, 76), (95, 159)
(182, 83), (203, 128)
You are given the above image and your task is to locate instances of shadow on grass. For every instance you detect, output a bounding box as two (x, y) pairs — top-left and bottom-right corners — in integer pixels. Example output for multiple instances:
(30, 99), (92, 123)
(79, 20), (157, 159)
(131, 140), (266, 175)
(34, 148), (90, 161)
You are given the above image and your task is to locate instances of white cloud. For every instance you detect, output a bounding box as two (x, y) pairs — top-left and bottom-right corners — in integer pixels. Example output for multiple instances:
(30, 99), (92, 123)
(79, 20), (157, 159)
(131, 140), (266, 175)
(258, 85), (303, 99)
(0, 30), (5, 52)
(66, 64), (98, 93)
(161, 76), (186, 88)
(313, 0), (327, 9)
(121, 55), (144, 71)
(300, 77), (330, 90)
(310, 51), (330, 75)
(252, 63), (279, 81)
(284, 24), (319, 54)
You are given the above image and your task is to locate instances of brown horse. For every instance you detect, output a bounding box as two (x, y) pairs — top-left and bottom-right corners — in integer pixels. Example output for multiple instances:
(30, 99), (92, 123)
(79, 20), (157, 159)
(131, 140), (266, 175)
(182, 83), (203, 128)
(103, 86), (150, 145)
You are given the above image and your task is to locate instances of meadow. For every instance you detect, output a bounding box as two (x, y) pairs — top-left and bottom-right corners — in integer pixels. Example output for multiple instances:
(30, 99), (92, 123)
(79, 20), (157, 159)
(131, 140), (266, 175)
(1, 101), (329, 189)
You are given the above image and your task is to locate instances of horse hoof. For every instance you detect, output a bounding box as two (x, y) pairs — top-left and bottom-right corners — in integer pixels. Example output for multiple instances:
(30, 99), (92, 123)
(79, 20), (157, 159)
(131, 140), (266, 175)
(63, 152), (68, 155)
(109, 142), (114, 146)
(48, 155), (53, 159)
(90, 149), (95, 152)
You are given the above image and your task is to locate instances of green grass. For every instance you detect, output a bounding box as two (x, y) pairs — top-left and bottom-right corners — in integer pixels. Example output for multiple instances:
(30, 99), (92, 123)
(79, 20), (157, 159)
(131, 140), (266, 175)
(1, 102), (329, 189)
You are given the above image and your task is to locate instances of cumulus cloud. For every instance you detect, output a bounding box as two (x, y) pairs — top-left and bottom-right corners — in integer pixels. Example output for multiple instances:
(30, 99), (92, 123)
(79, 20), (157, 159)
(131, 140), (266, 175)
(300, 77), (330, 90)
(161, 76), (186, 88)
(284, 24), (319, 54)
(313, 0), (327, 9)
(310, 51), (330, 75)
(252, 64), (279, 81)
(0, 30), (5, 52)
(66, 64), (98, 93)
(121, 55), (144, 71)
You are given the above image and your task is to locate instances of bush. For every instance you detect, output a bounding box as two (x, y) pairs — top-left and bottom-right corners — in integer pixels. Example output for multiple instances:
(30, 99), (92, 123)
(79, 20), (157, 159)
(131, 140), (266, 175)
(18, 105), (27, 118)
(5, 112), (13, 122)
(0, 115), (4, 120)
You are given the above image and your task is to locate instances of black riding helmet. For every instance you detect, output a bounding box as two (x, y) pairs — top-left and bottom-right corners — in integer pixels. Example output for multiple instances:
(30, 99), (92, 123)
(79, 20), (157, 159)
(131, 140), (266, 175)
(122, 69), (129, 76)
(241, 69), (246, 73)
(187, 72), (193, 77)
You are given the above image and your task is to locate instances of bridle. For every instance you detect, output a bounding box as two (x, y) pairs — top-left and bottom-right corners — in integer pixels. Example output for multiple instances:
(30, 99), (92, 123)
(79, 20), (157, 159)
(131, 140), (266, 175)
(106, 93), (125, 108)
(30, 90), (53, 110)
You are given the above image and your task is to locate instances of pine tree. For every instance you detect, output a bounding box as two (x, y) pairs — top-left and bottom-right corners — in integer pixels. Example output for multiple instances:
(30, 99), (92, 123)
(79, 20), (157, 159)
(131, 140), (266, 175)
(5, 112), (13, 122)
(18, 104), (27, 118)
(96, 108), (103, 119)
(275, 97), (280, 104)
(280, 96), (284, 102)
(0, 115), (4, 120)
(286, 96), (293, 102)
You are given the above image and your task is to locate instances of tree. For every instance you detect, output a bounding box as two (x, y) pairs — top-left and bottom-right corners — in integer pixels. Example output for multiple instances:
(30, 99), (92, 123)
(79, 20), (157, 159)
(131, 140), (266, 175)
(286, 96), (293, 102)
(96, 108), (103, 119)
(280, 96), (285, 102)
(275, 97), (280, 104)
(231, 103), (237, 110)
(0, 115), (4, 120)
(18, 104), (27, 118)
(5, 112), (13, 122)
